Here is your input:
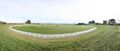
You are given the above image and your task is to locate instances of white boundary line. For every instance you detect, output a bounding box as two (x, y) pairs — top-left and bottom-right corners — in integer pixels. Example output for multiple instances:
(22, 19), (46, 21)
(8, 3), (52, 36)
(9, 25), (97, 39)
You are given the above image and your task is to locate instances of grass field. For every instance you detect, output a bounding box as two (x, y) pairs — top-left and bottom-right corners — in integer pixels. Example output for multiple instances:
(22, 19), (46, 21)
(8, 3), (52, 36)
(12, 25), (93, 34)
(0, 24), (120, 51)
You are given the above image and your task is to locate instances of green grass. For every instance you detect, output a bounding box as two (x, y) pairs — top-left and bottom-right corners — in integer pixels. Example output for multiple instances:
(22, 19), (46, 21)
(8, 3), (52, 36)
(0, 24), (120, 51)
(13, 25), (93, 34)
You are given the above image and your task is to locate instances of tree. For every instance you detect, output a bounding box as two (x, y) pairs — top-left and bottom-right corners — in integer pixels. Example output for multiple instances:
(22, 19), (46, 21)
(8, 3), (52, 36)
(89, 20), (95, 24)
(103, 20), (107, 24)
(91, 20), (95, 24)
(89, 21), (92, 24)
(25, 20), (31, 24)
(2, 22), (7, 24)
(0, 21), (7, 24)
(108, 19), (116, 25)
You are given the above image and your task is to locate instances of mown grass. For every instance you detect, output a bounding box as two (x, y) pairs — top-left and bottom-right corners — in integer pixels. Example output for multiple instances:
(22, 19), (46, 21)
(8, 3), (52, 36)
(0, 24), (120, 51)
(13, 25), (93, 34)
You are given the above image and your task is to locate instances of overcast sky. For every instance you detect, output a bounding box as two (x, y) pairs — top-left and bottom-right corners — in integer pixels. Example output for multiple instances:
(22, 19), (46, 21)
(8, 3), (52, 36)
(0, 0), (120, 23)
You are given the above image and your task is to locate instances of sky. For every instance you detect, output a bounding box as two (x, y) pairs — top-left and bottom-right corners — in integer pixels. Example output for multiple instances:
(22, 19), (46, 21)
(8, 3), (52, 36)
(0, 0), (120, 23)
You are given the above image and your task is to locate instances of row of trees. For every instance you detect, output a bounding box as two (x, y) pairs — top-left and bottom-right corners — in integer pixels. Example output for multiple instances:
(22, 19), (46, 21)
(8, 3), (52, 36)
(0, 20), (31, 24)
(0, 21), (7, 24)
(25, 19), (117, 25)
(88, 19), (116, 25)
(0, 19), (117, 25)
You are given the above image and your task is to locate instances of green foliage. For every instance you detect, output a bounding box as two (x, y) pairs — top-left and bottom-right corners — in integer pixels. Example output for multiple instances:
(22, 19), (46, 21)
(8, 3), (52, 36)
(0, 21), (7, 24)
(103, 20), (107, 24)
(89, 20), (95, 24)
(108, 19), (116, 25)
(25, 20), (31, 24)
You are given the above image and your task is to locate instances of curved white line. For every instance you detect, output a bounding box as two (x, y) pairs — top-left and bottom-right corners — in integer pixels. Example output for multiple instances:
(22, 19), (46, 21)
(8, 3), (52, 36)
(9, 25), (97, 39)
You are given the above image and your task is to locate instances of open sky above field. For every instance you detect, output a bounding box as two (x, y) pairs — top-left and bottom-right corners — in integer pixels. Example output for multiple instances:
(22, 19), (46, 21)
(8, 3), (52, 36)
(0, 0), (120, 23)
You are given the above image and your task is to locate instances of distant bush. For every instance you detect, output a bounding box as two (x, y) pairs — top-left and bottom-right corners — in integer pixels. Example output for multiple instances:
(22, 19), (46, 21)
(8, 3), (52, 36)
(0, 21), (7, 24)
(25, 20), (31, 24)
(95, 23), (103, 25)
(77, 23), (87, 25)
(103, 20), (107, 24)
(89, 20), (95, 24)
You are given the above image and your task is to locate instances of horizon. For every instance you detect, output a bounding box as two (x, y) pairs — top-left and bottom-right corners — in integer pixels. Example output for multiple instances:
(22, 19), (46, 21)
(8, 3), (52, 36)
(0, 0), (120, 23)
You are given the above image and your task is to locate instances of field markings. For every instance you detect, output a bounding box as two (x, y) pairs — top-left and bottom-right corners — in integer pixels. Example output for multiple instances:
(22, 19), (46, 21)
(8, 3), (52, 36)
(9, 25), (97, 39)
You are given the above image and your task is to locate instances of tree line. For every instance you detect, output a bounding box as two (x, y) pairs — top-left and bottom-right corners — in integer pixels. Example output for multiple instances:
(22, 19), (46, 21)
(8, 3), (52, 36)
(26, 19), (117, 25)
(88, 19), (116, 25)
(0, 19), (117, 25)
(78, 19), (117, 25)
(0, 21), (7, 24)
